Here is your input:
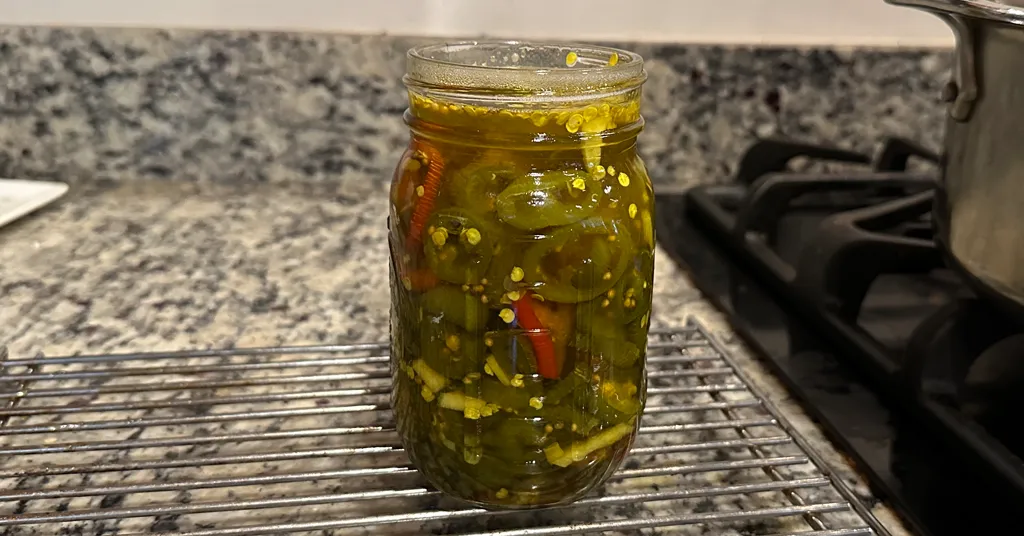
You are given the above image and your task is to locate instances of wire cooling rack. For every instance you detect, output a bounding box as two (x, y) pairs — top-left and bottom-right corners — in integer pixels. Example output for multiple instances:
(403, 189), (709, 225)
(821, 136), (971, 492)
(0, 318), (890, 536)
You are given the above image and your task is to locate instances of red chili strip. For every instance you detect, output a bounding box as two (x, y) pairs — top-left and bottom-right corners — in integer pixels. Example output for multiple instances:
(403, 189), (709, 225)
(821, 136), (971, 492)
(404, 267), (440, 292)
(406, 140), (444, 251)
(513, 293), (560, 380)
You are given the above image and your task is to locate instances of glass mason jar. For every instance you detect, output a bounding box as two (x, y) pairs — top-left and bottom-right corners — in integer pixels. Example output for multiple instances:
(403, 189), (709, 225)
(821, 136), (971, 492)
(388, 41), (654, 509)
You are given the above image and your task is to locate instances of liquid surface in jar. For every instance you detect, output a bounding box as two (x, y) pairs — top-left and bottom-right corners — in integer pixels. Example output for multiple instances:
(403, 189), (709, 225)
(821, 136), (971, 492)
(389, 78), (654, 508)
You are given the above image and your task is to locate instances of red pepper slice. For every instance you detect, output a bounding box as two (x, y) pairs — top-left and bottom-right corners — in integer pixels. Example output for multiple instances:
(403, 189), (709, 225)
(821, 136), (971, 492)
(403, 267), (440, 292)
(406, 139), (444, 251)
(513, 293), (560, 380)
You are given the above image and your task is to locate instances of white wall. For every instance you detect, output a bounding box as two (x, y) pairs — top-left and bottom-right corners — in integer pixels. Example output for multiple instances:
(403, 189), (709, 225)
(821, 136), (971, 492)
(0, 0), (953, 47)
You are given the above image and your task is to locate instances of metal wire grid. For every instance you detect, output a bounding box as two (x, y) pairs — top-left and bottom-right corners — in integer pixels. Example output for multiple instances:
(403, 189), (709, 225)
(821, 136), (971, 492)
(0, 318), (889, 536)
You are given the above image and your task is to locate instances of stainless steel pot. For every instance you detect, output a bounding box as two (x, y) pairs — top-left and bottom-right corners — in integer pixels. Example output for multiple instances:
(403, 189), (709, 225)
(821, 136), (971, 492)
(887, 0), (1024, 311)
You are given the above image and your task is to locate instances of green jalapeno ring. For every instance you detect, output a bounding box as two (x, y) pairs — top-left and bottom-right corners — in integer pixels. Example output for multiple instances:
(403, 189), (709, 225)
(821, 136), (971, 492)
(496, 169), (603, 232)
(575, 329), (642, 369)
(522, 218), (633, 303)
(570, 303), (645, 372)
(423, 208), (495, 285)
(420, 317), (483, 379)
(611, 249), (654, 323)
(479, 241), (520, 306)
(450, 162), (523, 219)
(625, 314), (649, 350)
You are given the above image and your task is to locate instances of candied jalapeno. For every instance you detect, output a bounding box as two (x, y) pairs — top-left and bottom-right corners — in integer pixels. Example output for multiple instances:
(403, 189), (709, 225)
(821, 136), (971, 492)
(483, 418), (548, 449)
(479, 240), (521, 306)
(563, 345), (641, 427)
(423, 208), (495, 285)
(450, 159), (523, 222)
(609, 249), (654, 323)
(486, 330), (540, 375)
(575, 325), (643, 369)
(511, 294), (562, 379)
(422, 285), (488, 332)
(524, 299), (575, 376)
(522, 217), (632, 303)
(574, 309), (646, 380)
(479, 377), (533, 411)
(625, 312), (651, 349)
(420, 318), (482, 380)
(406, 140), (447, 251)
(495, 169), (602, 231)
(389, 151), (424, 234)
(390, 41), (652, 509)
(607, 154), (655, 249)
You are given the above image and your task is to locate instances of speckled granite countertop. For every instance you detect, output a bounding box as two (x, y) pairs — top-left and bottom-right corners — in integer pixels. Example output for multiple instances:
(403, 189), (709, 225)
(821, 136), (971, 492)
(0, 25), (950, 535)
(0, 28), (947, 187)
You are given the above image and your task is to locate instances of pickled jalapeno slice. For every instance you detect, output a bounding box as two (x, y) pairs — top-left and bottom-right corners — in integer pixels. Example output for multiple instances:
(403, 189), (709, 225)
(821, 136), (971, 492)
(390, 155), (422, 233)
(512, 294), (562, 379)
(450, 161), (522, 220)
(614, 158), (655, 249)
(496, 169), (602, 231)
(483, 419), (548, 448)
(423, 208), (494, 285)
(572, 320), (642, 376)
(486, 331), (540, 375)
(422, 285), (489, 332)
(480, 377), (533, 411)
(480, 242), (519, 305)
(524, 299), (574, 377)
(421, 319), (482, 379)
(611, 249), (653, 323)
(625, 313), (650, 349)
(522, 217), (632, 303)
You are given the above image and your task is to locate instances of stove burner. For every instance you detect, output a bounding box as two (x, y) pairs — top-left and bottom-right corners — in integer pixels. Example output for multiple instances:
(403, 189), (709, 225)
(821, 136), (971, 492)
(655, 137), (1024, 536)
(908, 298), (1024, 459)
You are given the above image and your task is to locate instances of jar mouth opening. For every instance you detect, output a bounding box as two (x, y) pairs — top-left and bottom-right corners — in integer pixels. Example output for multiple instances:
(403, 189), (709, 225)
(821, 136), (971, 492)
(405, 41), (645, 99)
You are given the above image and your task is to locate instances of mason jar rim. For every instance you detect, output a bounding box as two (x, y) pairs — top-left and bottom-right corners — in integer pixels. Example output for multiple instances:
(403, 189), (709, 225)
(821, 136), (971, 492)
(404, 40), (646, 100)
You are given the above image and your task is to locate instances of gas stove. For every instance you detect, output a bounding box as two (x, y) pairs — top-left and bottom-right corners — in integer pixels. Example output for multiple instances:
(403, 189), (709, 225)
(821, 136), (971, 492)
(654, 138), (1024, 536)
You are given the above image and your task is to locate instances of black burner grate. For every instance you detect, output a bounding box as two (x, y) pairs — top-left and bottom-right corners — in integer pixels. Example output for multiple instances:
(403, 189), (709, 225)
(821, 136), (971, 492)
(658, 136), (1024, 536)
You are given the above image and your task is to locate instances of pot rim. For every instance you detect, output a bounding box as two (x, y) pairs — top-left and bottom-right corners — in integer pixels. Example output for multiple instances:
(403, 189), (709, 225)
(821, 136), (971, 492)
(887, 0), (1024, 25)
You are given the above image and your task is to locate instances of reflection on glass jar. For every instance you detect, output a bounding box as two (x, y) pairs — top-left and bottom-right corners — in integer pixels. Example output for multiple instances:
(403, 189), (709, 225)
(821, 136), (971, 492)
(388, 41), (654, 509)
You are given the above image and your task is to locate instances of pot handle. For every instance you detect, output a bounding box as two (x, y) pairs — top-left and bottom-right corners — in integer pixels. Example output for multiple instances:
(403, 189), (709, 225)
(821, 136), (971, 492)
(886, 0), (978, 121)
(937, 14), (978, 122)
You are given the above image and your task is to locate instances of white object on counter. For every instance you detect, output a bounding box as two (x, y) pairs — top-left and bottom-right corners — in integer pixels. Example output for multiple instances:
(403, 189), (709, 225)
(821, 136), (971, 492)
(0, 179), (68, 229)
